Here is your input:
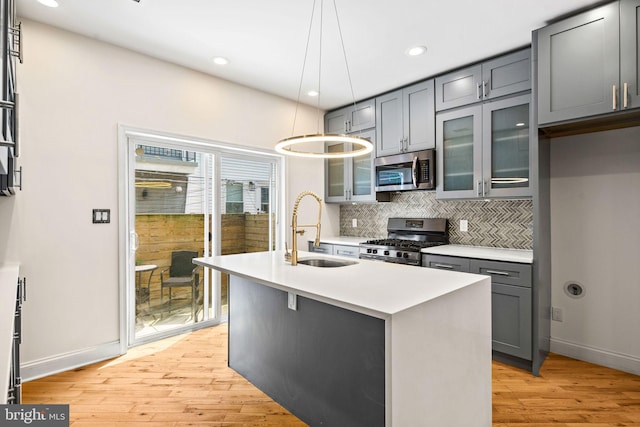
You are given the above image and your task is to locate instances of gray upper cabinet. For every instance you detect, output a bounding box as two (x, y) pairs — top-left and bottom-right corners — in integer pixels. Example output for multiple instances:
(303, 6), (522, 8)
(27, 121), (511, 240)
(620, 0), (640, 111)
(325, 98), (376, 134)
(325, 128), (377, 203)
(375, 80), (435, 156)
(536, 0), (640, 125)
(437, 93), (532, 199)
(435, 65), (482, 111)
(435, 49), (531, 112)
(481, 49), (531, 101)
(537, 2), (620, 124)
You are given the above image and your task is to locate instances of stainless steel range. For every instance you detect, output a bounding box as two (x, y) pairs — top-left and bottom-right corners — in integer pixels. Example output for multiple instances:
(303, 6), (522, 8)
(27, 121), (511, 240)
(359, 218), (449, 266)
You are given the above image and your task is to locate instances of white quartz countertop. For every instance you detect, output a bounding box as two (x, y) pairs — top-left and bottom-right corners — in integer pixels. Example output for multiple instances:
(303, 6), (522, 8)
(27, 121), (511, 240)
(421, 244), (533, 264)
(0, 264), (19, 404)
(308, 236), (373, 246)
(194, 251), (488, 319)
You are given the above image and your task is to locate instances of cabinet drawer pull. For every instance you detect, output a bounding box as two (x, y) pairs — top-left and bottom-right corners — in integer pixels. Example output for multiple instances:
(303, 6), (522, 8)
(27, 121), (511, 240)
(613, 85), (617, 110)
(624, 82), (629, 108)
(336, 250), (354, 256)
(434, 263), (454, 269)
(486, 269), (510, 276)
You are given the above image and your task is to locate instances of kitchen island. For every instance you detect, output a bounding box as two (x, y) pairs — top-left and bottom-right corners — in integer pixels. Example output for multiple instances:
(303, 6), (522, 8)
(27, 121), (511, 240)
(194, 251), (492, 427)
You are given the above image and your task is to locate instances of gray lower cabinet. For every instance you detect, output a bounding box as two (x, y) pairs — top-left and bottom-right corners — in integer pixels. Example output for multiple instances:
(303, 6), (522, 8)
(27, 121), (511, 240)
(308, 241), (360, 258)
(536, 0), (640, 126)
(324, 98), (376, 134)
(435, 48), (531, 112)
(423, 254), (534, 366)
(229, 276), (385, 427)
(375, 79), (435, 156)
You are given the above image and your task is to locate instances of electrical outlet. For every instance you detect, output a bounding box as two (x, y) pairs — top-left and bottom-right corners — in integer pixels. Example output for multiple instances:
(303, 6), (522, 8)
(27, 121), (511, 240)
(287, 292), (297, 311)
(352, 218), (358, 228)
(460, 219), (468, 232)
(552, 307), (563, 322)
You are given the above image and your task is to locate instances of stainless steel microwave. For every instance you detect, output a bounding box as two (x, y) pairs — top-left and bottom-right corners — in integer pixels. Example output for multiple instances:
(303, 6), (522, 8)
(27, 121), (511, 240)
(374, 149), (435, 192)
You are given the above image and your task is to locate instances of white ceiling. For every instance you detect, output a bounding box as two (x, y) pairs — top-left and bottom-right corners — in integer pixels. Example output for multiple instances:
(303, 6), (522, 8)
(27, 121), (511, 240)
(17, 0), (602, 110)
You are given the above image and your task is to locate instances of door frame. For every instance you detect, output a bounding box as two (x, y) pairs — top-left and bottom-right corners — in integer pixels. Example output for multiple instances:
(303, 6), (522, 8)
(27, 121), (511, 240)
(118, 125), (286, 351)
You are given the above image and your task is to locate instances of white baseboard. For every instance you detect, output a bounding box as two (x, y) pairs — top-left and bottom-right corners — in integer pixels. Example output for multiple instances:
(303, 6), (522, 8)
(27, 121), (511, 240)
(550, 337), (640, 375)
(21, 341), (122, 382)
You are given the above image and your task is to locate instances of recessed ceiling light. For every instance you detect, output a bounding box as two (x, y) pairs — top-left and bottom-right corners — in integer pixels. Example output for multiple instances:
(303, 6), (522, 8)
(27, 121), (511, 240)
(406, 45), (427, 56)
(38, 0), (59, 7)
(212, 57), (229, 65)
(307, 90), (319, 97)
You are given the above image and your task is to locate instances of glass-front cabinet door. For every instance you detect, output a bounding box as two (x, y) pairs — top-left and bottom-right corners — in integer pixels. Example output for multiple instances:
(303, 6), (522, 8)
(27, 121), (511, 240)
(325, 129), (376, 203)
(325, 142), (347, 202)
(482, 93), (531, 198)
(350, 129), (375, 202)
(436, 105), (483, 199)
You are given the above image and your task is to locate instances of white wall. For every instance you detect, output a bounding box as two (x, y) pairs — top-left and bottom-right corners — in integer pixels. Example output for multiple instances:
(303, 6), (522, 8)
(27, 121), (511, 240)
(550, 126), (640, 374)
(0, 20), (340, 377)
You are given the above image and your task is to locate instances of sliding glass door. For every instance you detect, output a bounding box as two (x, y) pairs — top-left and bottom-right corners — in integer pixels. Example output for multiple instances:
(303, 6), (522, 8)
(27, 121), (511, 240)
(120, 128), (282, 346)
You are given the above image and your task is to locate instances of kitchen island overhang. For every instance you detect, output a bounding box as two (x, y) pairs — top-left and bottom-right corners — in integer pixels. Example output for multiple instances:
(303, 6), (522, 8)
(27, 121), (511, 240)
(194, 251), (492, 427)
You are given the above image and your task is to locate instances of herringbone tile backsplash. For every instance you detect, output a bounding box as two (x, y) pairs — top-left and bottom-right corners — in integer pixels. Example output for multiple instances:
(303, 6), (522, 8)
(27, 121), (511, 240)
(340, 191), (533, 249)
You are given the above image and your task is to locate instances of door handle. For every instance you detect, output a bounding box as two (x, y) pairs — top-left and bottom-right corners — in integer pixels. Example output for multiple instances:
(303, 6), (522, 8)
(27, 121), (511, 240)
(131, 231), (139, 251)
(412, 155), (419, 188)
(613, 85), (617, 110)
(624, 82), (629, 108)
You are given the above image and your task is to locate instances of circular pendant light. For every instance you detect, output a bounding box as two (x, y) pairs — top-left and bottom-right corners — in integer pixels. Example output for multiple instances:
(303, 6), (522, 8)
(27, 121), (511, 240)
(277, 0), (372, 159)
(275, 134), (373, 158)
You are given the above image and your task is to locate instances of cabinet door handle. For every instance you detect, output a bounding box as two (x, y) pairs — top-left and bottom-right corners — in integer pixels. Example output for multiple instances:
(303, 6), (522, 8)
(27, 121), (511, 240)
(624, 82), (629, 108)
(613, 85), (617, 110)
(477, 180), (482, 197)
(483, 179), (487, 197)
(477, 83), (482, 99)
(486, 269), (510, 276)
(434, 263), (454, 269)
(482, 80), (487, 98)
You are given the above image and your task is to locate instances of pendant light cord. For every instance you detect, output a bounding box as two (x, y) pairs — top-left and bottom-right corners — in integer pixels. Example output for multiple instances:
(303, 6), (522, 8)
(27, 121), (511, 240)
(331, 0), (358, 116)
(291, 0), (318, 136)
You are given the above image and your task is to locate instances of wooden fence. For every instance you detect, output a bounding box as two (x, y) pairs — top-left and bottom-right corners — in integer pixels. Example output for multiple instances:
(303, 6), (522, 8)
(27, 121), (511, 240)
(135, 213), (275, 302)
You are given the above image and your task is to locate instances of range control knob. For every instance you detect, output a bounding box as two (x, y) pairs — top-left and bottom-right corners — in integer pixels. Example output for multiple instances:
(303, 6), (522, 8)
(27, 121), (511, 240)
(372, 249), (378, 254)
(384, 250), (390, 256)
(396, 252), (403, 257)
(403, 253), (409, 258)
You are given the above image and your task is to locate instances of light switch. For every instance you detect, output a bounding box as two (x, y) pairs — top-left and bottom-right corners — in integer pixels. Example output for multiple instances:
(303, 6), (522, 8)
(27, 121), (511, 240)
(460, 219), (468, 232)
(93, 209), (110, 224)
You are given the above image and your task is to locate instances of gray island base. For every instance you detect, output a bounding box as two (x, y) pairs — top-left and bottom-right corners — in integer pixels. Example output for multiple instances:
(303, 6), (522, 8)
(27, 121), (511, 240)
(194, 251), (492, 427)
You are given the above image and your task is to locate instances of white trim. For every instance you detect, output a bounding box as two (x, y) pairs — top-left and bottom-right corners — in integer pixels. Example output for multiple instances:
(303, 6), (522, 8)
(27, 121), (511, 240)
(118, 124), (285, 347)
(21, 341), (122, 382)
(550, 337), (640, 375)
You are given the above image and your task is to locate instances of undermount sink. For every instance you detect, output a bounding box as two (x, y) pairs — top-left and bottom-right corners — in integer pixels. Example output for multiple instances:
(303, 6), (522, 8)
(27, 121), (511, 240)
(297, 258), (358, 268)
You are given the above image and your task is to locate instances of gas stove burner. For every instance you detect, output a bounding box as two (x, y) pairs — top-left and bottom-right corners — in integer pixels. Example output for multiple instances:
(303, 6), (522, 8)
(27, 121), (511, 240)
(359, 218), (449, 266)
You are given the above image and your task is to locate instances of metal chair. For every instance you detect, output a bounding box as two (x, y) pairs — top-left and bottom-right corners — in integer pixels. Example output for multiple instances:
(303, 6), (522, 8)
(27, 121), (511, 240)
(160, 250), (200, 321)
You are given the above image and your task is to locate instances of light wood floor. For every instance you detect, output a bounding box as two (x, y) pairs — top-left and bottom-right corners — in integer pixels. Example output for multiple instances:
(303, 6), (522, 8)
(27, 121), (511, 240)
(23, 324), (640, 426)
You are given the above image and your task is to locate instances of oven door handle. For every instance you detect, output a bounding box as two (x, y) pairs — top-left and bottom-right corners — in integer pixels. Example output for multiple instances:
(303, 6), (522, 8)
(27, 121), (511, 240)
(411, 155), (419, 188)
